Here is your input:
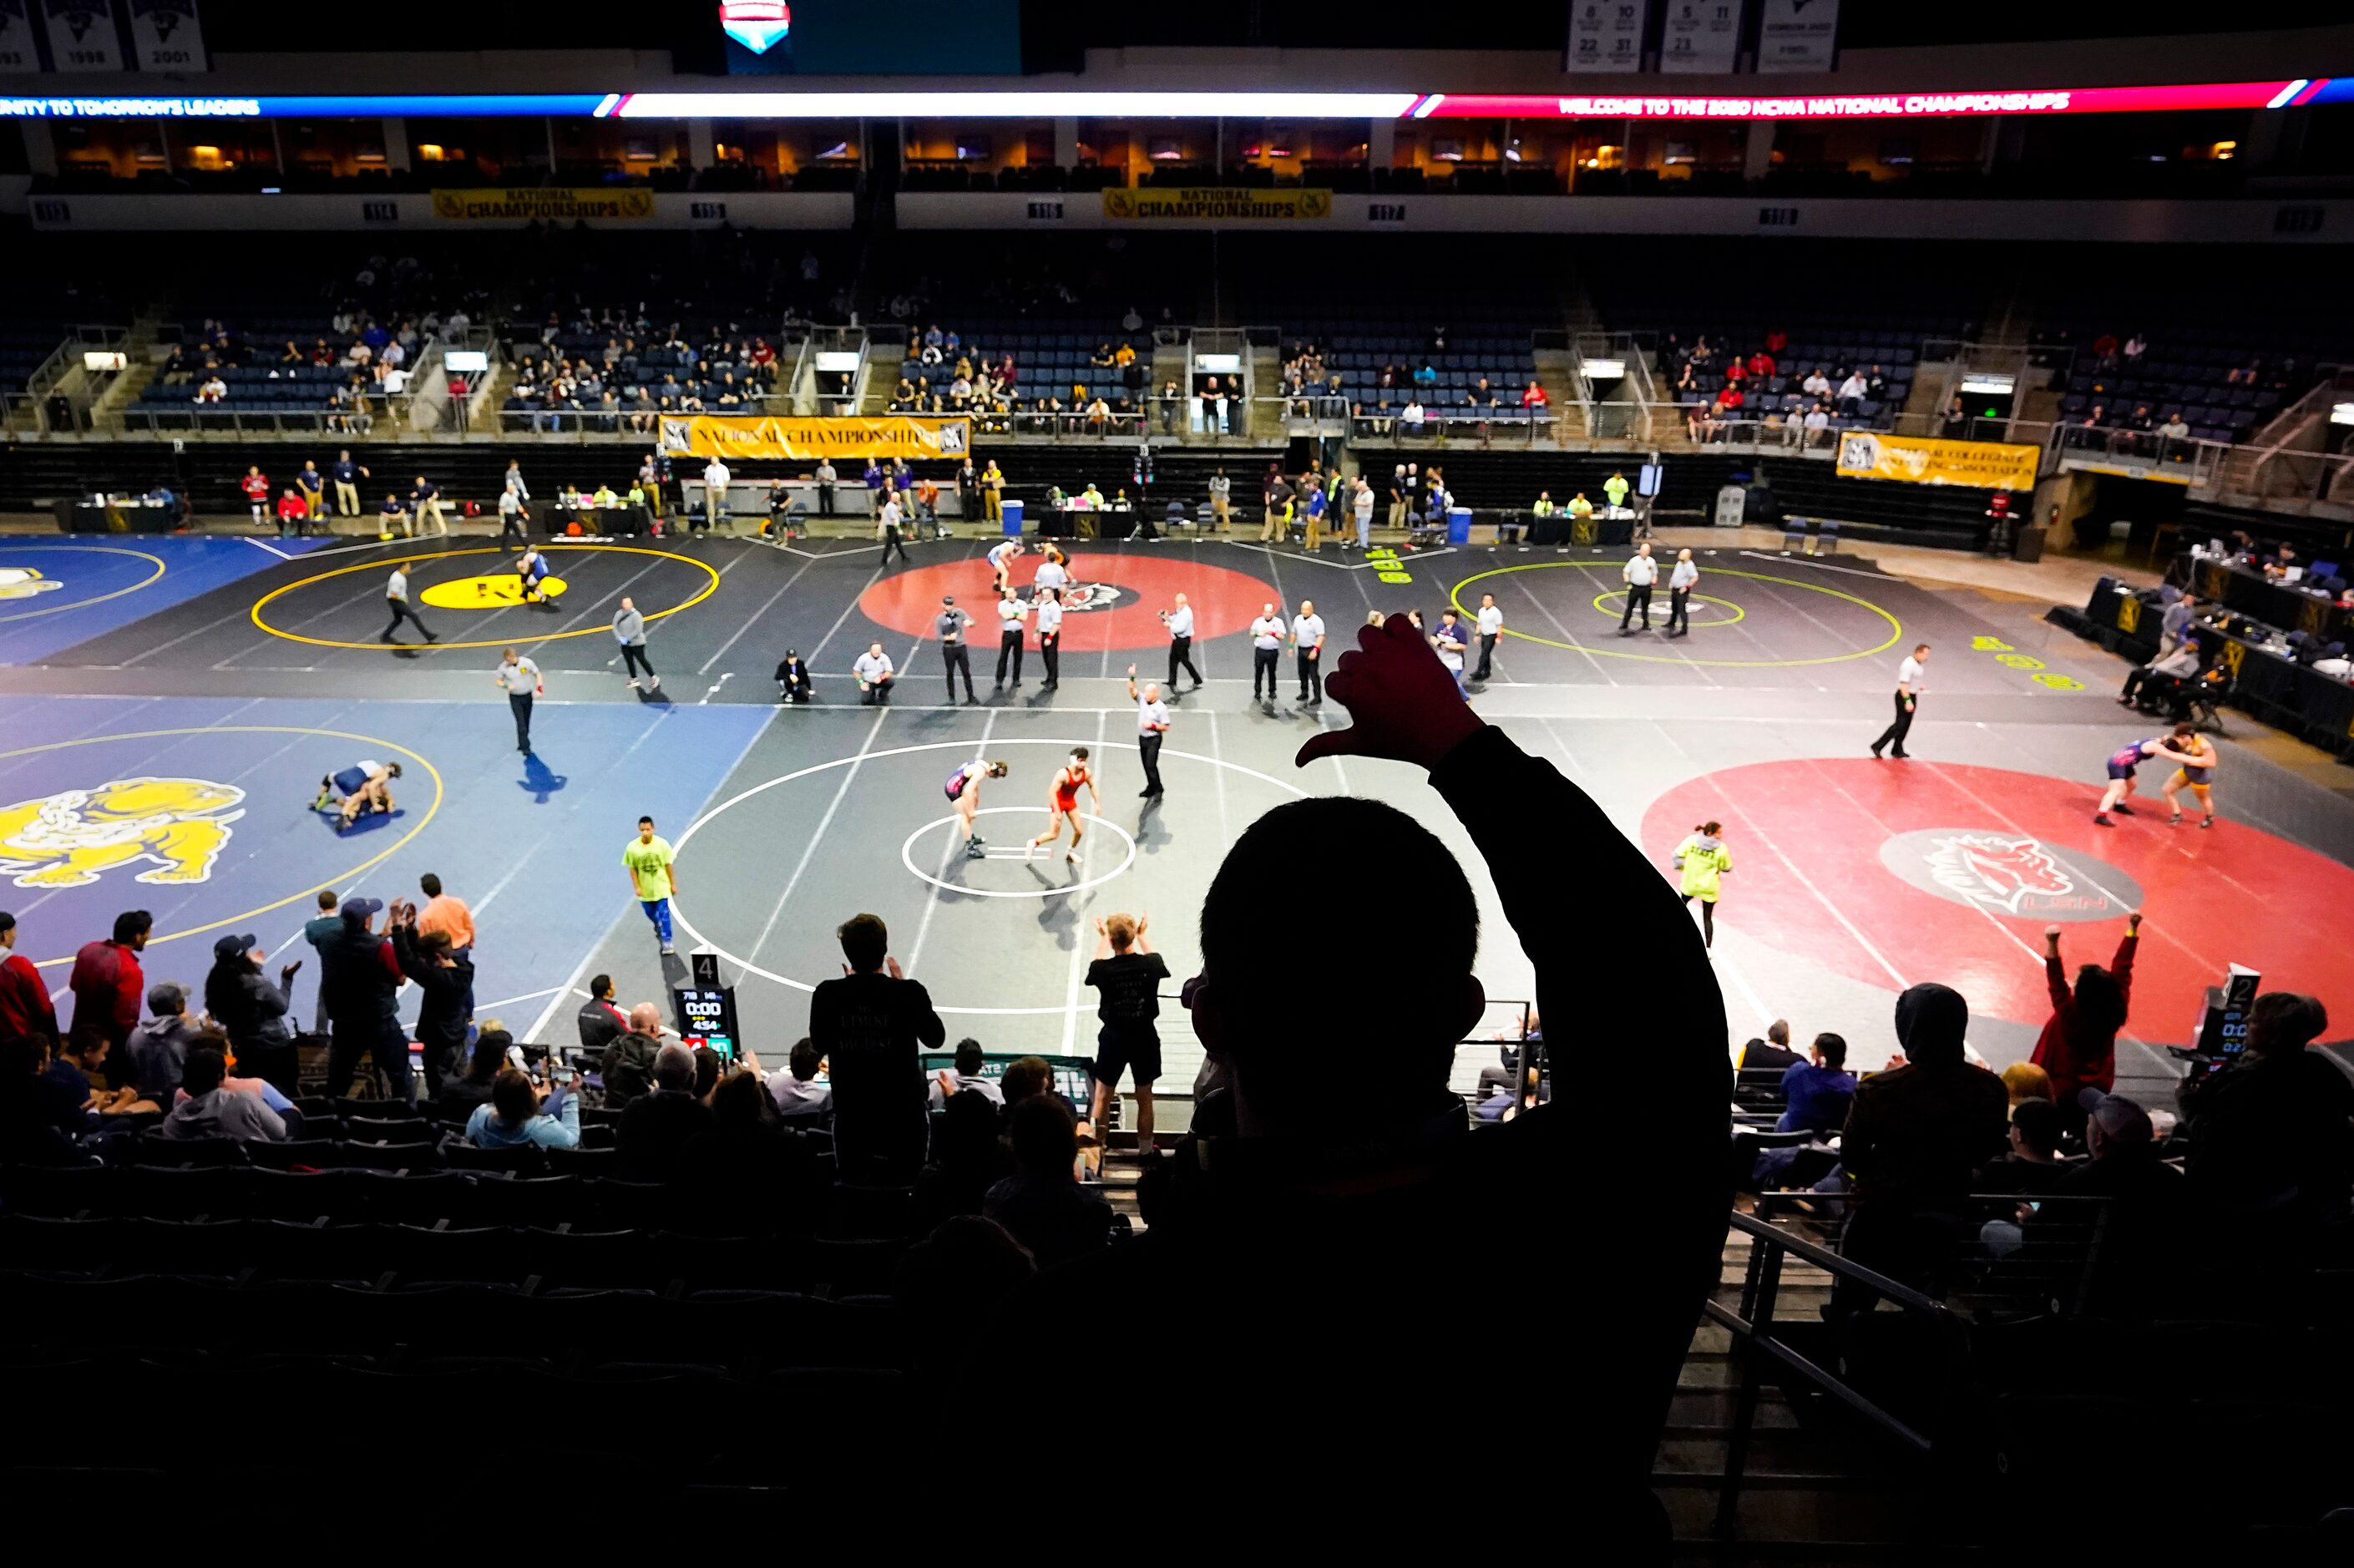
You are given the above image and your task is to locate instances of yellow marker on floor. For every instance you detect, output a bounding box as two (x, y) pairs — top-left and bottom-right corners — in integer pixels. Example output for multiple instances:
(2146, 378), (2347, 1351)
(420, 573), (570, 609)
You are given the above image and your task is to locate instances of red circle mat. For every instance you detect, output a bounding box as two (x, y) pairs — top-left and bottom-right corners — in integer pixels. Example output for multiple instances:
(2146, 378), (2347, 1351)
(858, 552), (1279, 653)
(1642, 757), (2352, 1042)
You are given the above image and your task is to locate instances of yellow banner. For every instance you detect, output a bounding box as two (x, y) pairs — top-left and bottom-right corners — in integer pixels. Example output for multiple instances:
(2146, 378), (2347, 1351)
(430, 188), (656, 222)
(1835, 432), (2040, 491)
(1101, 187), (1332, 221)
(659, 415), (972, 462)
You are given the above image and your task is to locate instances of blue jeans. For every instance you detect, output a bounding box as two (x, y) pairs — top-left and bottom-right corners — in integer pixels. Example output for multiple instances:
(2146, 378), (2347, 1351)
(641, 898), (672, 944)
(1356, 513), (1370, 548)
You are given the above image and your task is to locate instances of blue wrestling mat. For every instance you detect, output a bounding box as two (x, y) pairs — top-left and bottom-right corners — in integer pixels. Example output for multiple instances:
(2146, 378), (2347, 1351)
(0, 536), (342, 665)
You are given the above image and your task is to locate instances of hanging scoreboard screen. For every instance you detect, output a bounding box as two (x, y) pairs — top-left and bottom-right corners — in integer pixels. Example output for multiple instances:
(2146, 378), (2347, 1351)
(672, 985), (742, 1063)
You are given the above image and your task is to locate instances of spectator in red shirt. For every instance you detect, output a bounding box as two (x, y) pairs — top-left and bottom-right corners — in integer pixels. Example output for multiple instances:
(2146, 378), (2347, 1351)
(1718, 384), (1746, 413)
(69, 910), (150, 1053)
(0, 912), (58, 1044)
(1521, 379), (1548, 410)
(2028, 913), (2139, 1123)
(1764, 328), (1788, 354)
(1747, 351), (1775, 379)
(1722, 358), (1745, 386)
(240, 466), (271, 526)
(275, 488), (308, 536)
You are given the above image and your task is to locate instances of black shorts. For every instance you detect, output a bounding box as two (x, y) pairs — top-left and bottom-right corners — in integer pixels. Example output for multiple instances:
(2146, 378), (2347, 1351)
(1092, 1026), (1162, 1088)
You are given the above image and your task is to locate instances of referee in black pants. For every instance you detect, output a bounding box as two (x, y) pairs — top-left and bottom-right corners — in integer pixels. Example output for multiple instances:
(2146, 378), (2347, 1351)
(1127, 665), (1170, 798)
(993, 589), (1026, 690)
(936, 595), (976, 704)
(1162, 593), (1201, 690)
(1871, 644), (1930, 760)
(1248, 603), (1287, 706)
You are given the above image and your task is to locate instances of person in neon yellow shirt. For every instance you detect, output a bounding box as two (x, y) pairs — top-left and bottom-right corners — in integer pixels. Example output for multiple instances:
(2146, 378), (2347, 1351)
(623, 814), (679, 955)
(1673, 821), (1732, 949)
(1568, 492), (1596, 524)
(1603, 472), (1630, 511)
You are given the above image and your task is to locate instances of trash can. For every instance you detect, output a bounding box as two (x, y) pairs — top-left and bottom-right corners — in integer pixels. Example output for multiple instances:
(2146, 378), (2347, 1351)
(2012, 524), (2047, 564)
(1000, 498), (1024, 537)
(1447, 507), (1472, 545)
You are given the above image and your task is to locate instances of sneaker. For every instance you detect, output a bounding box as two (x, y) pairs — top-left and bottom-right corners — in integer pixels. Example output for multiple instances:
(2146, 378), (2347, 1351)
(2114, 803), (2134, 816)
(627, 679), (640, 690)
(2200, 816), (2215, 829)
(1066, 852), (1079, 865)
(965, 842), (988, 860)
(1870, 745), (1885, 758)
(647, 676), (659, 691)
(2169, 812), (2183, 825)
(2094, 812), (2114, 826)
(659, 942), (676, 956)
(1138, 787), (1154, 797)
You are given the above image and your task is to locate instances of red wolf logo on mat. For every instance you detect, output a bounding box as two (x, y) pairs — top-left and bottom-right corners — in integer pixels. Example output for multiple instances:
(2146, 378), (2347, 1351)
(1924, 832), (2074, 916)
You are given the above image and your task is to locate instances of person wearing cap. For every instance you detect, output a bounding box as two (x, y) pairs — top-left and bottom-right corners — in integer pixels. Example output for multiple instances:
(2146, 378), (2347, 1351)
(318, 894), (411, 1100)
(162, 1048), (290, 1144)
(0, 911), (58, 1046)
(124, 982), (205, 1105)
(776, 650), (813, 703)
(937, 594), (977, 704)
(203, 932), (301, 1095)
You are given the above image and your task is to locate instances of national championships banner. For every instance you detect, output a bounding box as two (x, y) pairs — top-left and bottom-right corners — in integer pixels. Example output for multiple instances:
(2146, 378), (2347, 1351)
(660, 414), (972, 461)
(1835, 432), (2040, 492)
(431, 187), (656, 221)
(1101, 187), (1331, 220)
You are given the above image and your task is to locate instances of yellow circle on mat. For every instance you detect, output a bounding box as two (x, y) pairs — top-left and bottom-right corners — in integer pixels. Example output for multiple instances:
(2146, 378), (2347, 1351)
(249, 544), (718, 651)
(3, 726), (443, 969)
(1450, 562), (1902, 667)
(1589, 589), (1746, 628)
(0, 544), (167, 624)
(419, 573), (571, 609)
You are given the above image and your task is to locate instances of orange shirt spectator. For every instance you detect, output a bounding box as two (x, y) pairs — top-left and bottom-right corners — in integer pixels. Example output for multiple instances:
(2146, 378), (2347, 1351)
(418, 889), (476, 949)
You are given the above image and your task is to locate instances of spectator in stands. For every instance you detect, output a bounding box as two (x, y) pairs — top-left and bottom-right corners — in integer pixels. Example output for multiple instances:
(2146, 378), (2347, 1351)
(1970, 1096), (2071, 1194)
(615, 1042), (716, 1180)
(2028, 1094), (2184, 1314)
(466, 1065), (581, 1151)
(685, 1064), (823, 1211)
(1802, 404), (1830, 447)
(627, 1001), (685, 1053)
(2177, 992), (2348, 1226)
(70, 910), (149, 1055)
(1833, 982), (2008, 1310)
(195, 373), (226, 405)
(2120, 331), (2145, 362)
(1010, 615), (1726, 1532)
(2157, 410), (2190, 449)
(2029, 914), (2138, 1122)
(930, 1038), (1005, 1110)
(124, 982), (204, 1105)
(764, 1036), (832, 1118)
(0, 913), (57, 1046)
(1801, 367), (1830, 400)
(1743, 1020), (1803, 1072)
(1835, 368), (1868, 412)
(1941, 396), (1970, 438)
(2117, 641), (2200, 711)
(163, 1047), (286, 1141)
(915, 1088), (1013, 1229)
(438, 1029), (509, 1124)
(1777, 1033), (1856, 1135)
(576, 974), (629, 1054)
(984, 1094), (1114, 1267)
(387, 898), (472, 1100)
(320, 896), (409, 1101)
(2001, 1061), (2053, 1110)
(812, 913), (944, 1181)
(599, 1029), (661, 1107)
(50, 1026), (147, 1117)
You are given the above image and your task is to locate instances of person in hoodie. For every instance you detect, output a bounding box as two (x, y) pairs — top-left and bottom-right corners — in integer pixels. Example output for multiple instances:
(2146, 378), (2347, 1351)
(1833, 982), (2008, 1314)
(203, 933), (301, 1095)
(1671, 821), (1732, 949)
(124, 982), (207, 1105)
(387, 897), (473, 1100)
(163, 1048), (289, 1142)
(465, 1065), (580, 1150)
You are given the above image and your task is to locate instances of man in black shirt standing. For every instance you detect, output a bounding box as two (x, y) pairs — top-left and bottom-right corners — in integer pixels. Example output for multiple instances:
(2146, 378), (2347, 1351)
(810, 913), (945, 1181)
(1085, 912), (1171, 1156)
(318, 896), (410, 1102)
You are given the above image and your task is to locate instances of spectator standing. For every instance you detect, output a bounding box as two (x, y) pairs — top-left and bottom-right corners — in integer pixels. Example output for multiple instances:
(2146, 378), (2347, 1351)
(2028, 914), (2139, 1120)
(576, 974), (629, 1054)
(701, 456), (732, 534)
(330, 450), (367, 517)
(981, 460), (1005, 524)
(1430, 609), (1470, 697)
(416, 872), (476, 1016)
(613, 597), (659, 692)
(1352, 476), (1374, 550)
(815, 458), (838, 516)
(408, 474), (447, 537)
(1834, 982), (2008, 1309)
(1086, 912), (1170, 1155)
(200, 936), (300, 1094)
(1208, 468), (1232, 530)
(0, 912), (59, 1045)
(1870, 643), (1931, 760)
(296, 462), (326, 523)
(624, 815), (679, 957)
(70, 910), (149, 1055)
(809, 913), (945, 1181)
(318, 896), (409, 1101)
(387, 898), (472, 1100)
(2177, 992), (2348, 1227)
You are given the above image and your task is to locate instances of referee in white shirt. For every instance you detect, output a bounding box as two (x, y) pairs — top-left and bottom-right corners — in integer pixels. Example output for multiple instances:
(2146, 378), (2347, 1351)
(1473, 591), (1503, 681)
(1126, 665), (1170, 798)
(1291, 598), (1327, 706)
(1035, 585), (1066, 690)
(877, 492), (909, 566)
(700, 457), (731, 535)
(1249, 603), (1288, 707)
(1619, 541), (1658, 633)
(1162, 593), (1201, 689)
(853, 641), (896, 705)
(993, 588), (1027, 690)
(1665, 549), (1700, 637)
(1034, 549), (1070, 595)
(1871, 643), (1930, 760)
(381, 564), (438, 645)
(494, 647), (543, 751)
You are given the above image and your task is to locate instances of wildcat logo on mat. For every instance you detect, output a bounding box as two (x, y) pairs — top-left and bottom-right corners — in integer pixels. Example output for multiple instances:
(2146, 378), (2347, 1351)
(1876, 827), (2137, 923)
(1924, 832), (2074, 915)
(0, 567), (64, 602)
(0, 777), (246, 889)
(1056, 582), (1125, 613)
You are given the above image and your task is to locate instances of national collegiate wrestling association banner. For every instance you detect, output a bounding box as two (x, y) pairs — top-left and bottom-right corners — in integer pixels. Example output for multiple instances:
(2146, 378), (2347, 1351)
(430, 188), (656, 222)
(1101, 187), (1332, 221)
(1835, 432), (2040, 492)
(659, 414), (972, 462)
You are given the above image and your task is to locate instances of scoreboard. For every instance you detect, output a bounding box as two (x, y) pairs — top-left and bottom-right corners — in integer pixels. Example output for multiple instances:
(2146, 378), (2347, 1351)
(673, 958), (742, 1062)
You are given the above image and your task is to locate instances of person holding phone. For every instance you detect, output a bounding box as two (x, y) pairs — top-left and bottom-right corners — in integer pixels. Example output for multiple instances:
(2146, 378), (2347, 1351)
(464, 1065), (581, 1150)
